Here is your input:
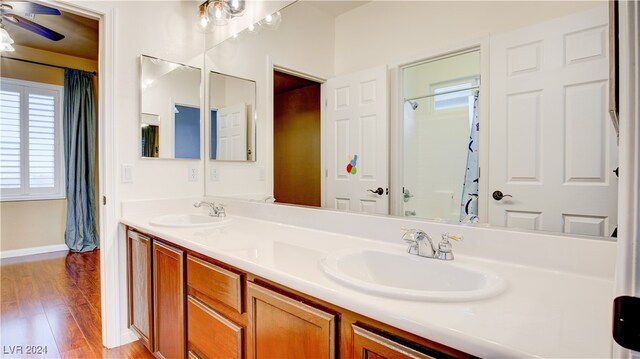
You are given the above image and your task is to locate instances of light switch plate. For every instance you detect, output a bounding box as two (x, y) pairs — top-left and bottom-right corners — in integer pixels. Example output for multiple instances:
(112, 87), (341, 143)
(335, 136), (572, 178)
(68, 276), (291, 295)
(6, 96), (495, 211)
(121, 164), (133, 183)
(210, 167), (219, 181)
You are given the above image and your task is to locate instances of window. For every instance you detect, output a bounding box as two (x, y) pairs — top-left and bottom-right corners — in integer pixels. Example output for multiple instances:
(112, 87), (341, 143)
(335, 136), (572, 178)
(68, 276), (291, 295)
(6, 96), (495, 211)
(432, 77), (479, 111)
(0, 78), (64, 201)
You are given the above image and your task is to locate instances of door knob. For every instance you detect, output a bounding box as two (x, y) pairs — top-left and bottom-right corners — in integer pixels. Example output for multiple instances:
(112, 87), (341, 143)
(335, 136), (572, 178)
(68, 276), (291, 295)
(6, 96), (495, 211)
(368, 187), (384, 195)
(492, 190), (513, 201)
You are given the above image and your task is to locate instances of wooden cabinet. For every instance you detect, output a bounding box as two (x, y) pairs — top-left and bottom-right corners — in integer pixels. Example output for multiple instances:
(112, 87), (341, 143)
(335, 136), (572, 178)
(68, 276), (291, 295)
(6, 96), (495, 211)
(188, 296), (243, 359)
(247, 282), (337, 359)
(186, 254), (245, 359)
(127, 229), (473, 359)
(127, 230), (153, 351)
(153, 241), (186, 359)
(187, 255), (243, 314)
(352, 324), (439, 359)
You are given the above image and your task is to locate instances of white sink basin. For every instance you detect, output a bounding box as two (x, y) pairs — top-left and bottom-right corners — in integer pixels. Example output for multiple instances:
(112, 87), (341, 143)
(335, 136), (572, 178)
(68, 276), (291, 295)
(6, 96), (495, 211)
(320, 248), (506, 302)
(150, 213), (231, 228)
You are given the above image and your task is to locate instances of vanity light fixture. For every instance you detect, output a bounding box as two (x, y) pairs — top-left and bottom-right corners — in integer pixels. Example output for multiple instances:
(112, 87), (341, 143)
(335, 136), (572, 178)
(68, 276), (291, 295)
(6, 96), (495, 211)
(198, 2), (210, 29)
(197, 0), (245, 29)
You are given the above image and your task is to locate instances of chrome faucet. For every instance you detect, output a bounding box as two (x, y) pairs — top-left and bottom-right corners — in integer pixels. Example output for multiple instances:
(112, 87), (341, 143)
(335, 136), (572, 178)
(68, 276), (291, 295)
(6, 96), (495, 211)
(194, 201), (226, 218)
(401, 229), (462, 261)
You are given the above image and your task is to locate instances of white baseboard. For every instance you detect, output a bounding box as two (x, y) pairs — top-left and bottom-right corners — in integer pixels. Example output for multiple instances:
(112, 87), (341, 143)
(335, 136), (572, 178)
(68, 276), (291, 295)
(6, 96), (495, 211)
(0, 244), (68, 259)
(119, 329), (139, 347)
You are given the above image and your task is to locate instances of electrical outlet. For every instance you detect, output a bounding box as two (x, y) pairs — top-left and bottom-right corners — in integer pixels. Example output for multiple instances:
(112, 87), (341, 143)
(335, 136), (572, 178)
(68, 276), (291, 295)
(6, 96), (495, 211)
(121, 164), (133, 183)
(210, 167), (219, 181)
(258, 167), (265, 181)
(188, 167), (198, 182)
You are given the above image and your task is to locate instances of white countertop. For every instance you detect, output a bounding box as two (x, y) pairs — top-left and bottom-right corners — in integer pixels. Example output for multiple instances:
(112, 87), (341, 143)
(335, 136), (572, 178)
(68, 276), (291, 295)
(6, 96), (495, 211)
(121, 207), (614, 358)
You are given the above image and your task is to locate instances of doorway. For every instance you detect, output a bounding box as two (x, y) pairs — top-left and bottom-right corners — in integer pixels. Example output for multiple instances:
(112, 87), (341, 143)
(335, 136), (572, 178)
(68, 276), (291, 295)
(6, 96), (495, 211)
(273, 70), (322, 207)
(401, 49), (481, 221)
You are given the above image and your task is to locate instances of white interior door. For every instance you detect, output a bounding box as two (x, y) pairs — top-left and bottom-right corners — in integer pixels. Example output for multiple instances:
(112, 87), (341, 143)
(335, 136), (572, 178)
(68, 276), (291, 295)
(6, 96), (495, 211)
(217, 102), (247, 160)
(324, 65), (389, 214)
(488, 5), (618, 236)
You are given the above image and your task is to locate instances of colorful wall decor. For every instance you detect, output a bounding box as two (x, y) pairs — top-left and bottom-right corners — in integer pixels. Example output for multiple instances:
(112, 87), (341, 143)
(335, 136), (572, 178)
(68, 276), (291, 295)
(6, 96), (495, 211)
(346, 154), (358, 175)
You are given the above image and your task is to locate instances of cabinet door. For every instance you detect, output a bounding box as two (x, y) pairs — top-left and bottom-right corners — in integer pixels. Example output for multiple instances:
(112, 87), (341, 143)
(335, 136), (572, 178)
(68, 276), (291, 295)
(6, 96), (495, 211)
(247, 282), (336, 359)
(128, 230), (153, 350)
(352, 325), (438, 359)
(153, 241), (186, 359)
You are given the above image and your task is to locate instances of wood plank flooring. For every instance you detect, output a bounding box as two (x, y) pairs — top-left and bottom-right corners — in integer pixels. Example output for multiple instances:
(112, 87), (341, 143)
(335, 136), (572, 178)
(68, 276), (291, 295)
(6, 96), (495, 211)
(1, 250), (154, 358)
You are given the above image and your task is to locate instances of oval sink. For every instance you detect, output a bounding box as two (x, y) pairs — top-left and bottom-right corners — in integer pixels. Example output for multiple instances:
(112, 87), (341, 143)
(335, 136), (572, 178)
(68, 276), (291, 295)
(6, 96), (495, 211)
(320, 248), (506, 302)
(150, 213), (231, 228)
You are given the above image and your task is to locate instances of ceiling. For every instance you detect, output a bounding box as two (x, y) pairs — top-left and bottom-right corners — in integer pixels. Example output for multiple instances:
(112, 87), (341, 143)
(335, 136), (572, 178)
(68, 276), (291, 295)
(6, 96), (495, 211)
(304, 0), (369, 18)
(274, 70), (321, 95)
(2, 2), (98, 60)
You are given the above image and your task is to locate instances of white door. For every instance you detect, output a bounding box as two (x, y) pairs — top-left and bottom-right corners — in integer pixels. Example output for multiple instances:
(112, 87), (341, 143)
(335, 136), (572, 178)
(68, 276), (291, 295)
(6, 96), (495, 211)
(325, 65), (389, 214)
(488, 6), (618, 236)
(217, 102), (247, 160)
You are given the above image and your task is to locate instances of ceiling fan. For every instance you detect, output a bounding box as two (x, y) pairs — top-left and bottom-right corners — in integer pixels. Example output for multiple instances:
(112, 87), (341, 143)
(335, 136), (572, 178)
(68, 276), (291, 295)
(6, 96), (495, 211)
(1, 1), (65, 41)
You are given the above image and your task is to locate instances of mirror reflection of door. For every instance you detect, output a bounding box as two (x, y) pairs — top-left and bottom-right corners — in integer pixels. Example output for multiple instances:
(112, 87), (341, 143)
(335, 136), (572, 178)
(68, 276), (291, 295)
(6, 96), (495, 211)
(273, 70), (322, 207)
(402, 50), (481, 222)
(215, 103), (248, 160)
(174, 104), (200, 159)
(324, 65), (389, 215)
(487, 7), (617, 236)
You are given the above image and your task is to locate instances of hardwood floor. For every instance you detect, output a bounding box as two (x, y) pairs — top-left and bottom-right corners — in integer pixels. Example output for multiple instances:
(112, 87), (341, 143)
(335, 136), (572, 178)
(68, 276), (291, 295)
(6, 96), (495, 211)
(1, 250), (154, 358)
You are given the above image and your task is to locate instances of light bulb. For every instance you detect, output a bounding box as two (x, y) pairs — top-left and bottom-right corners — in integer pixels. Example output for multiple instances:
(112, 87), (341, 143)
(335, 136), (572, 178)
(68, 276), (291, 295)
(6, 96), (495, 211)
(261, 12), (281, 29)
(231, 0), (240, 10)
(248, 24), (255, 31)
(0, 43), (15, 52)
(197, 3), (210, 30)
(200, 15), (209, 28)
(214, 7), (222, 19)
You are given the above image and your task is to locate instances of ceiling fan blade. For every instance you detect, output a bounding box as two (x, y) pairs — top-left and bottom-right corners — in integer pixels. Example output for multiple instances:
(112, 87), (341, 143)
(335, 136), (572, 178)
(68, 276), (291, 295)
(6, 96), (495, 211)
(2, 2), (61, 15)
(4, 14), (65, 41)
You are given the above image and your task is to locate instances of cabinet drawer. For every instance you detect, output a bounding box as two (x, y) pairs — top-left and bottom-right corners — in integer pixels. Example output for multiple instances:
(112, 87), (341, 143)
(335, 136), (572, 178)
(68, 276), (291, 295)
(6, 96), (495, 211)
(187, 255), (243, 313)
(188, 296), (243, 359)
(353, 324), (442, 359)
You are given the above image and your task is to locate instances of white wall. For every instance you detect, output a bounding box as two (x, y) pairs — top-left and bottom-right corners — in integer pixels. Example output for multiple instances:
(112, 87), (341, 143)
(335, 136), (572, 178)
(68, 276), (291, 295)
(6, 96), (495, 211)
(204, 1), (336, 198)
(333, 1), (601, 74)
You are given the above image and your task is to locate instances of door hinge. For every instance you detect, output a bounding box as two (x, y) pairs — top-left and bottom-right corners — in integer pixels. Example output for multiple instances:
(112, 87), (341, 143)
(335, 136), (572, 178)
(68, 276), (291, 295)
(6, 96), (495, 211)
(103, 196), (106, 205)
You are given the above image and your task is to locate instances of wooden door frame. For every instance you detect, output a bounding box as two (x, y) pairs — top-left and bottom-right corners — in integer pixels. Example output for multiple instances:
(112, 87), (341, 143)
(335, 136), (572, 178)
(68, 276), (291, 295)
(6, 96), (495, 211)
(50, 0), (120, 349)
(268, 59), (327, 206)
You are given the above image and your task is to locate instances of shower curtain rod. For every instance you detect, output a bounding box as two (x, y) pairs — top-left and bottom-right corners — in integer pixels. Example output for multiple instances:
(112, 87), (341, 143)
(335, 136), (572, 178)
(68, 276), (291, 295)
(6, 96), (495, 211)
(2, 56), (97, 75)
(404, 85), (479, 103)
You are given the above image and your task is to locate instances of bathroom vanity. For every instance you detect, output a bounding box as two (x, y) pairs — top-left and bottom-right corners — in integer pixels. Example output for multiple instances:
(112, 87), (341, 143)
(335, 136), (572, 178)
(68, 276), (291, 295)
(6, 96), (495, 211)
(121, 198), (616, 359)
(128, 226), (472, 359)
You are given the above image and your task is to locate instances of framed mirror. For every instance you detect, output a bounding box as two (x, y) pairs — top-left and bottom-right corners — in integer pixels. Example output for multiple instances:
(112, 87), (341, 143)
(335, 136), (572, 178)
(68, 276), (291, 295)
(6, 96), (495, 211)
(208, 71), (256, 161)
(204, 1), (618, 238)
(140, 55), (202, 159)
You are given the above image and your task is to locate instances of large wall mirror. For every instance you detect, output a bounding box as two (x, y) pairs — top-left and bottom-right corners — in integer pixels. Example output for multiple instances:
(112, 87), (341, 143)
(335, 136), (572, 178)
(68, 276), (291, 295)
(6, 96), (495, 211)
(140, 55), (202, 159)
(208, 71), (256, 161)
(205, 1), (618, 239)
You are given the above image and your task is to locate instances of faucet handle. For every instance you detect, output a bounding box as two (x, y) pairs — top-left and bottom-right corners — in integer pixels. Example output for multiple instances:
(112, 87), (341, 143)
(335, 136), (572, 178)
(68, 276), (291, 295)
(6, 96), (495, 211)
(442, 233), (463, 241)
(437, 233), (462, 261)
